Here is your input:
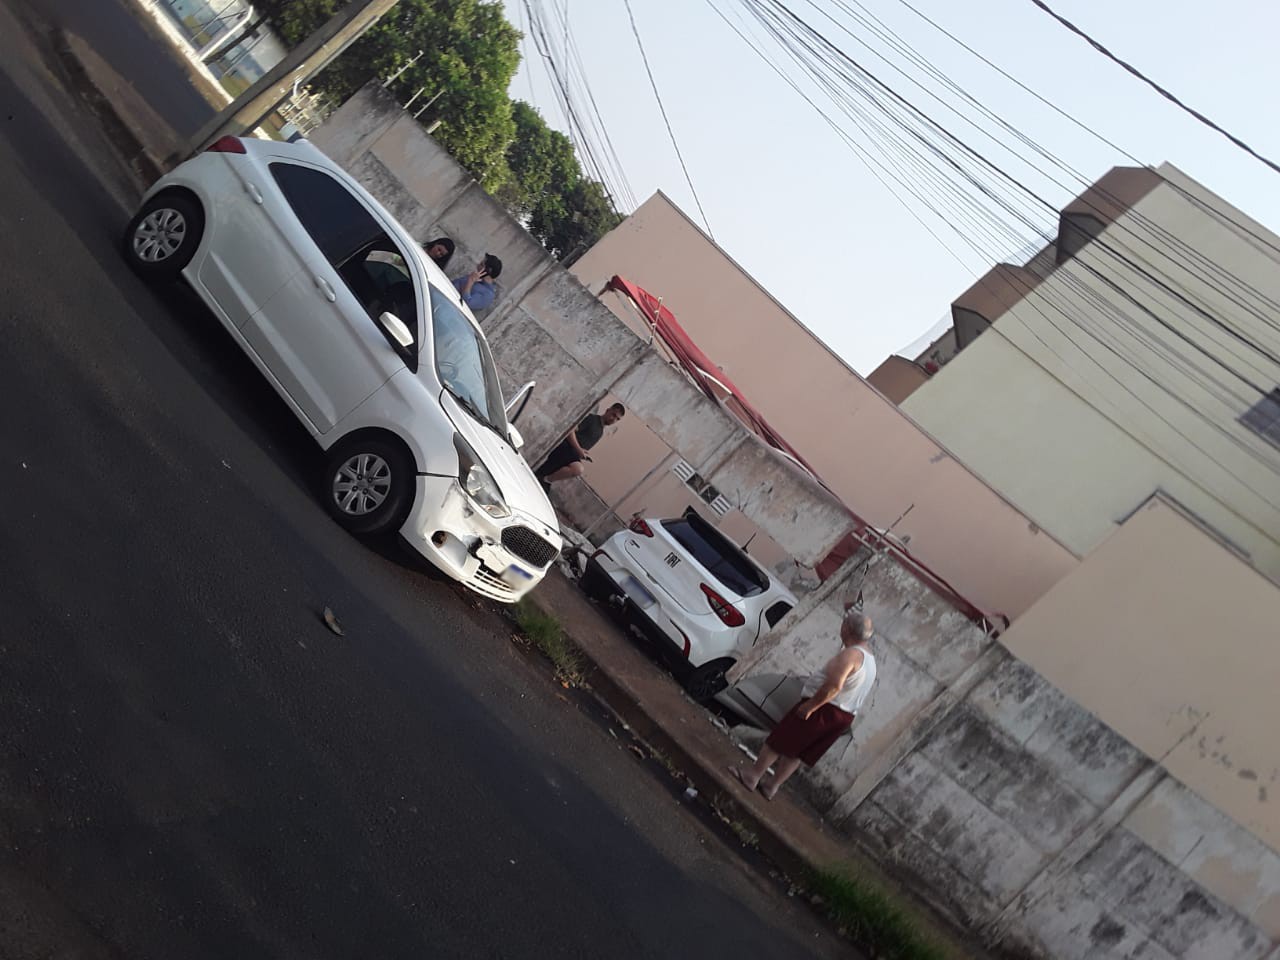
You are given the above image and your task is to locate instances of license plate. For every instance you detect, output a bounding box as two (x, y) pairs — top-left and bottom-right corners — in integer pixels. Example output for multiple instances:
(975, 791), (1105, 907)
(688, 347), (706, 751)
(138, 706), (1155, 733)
(619, 574), (656, 608)
(501, 564), (534, 587)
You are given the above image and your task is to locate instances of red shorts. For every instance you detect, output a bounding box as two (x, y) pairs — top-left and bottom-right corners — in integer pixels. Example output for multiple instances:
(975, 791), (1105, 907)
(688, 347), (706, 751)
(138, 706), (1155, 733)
(766, 702), (854, 766)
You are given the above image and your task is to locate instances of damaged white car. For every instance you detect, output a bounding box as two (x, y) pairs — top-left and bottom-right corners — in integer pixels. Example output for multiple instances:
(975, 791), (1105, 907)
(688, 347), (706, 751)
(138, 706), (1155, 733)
(122, 136), (560, 600)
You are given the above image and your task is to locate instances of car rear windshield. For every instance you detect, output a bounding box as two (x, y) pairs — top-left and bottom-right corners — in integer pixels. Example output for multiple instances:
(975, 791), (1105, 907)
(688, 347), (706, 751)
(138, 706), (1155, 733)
(660, 515), (769, 598)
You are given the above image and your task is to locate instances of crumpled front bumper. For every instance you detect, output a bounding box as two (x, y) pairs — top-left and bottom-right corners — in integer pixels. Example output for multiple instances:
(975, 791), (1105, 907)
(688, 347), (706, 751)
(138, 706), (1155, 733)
(401, 475), (560, 602)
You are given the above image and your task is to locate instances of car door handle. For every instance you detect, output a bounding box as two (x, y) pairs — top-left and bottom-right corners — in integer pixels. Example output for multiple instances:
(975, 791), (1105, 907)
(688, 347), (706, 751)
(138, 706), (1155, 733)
(245, 182), (264, 204)
(314, 276), (337, 302)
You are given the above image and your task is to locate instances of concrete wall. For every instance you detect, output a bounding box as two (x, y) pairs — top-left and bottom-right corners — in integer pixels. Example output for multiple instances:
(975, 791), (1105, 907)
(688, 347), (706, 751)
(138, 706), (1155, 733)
(312, 85), (854, 566)
(903, 164), (1280, 584)
(997, 495), (1280, 854)
(733, 496), (1280, 957)
(571, 193), (1079, 620)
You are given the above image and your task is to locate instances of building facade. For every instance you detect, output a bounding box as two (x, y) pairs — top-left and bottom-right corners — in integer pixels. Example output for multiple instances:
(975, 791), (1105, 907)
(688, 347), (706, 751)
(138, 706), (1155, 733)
(903, 164), (1280, 582)
(569, 192), (1078, 619)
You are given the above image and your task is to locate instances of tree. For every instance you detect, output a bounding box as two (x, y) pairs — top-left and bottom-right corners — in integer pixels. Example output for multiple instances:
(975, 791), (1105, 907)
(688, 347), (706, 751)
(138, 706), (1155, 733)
(256, 3), (620, 257)
(502, 101), (622, 260)
(260, 0), (520, 189)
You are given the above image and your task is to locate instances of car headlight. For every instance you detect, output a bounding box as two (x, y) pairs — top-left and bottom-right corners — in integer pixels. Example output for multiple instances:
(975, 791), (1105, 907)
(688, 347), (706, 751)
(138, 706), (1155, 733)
(454, 434), (510, 519)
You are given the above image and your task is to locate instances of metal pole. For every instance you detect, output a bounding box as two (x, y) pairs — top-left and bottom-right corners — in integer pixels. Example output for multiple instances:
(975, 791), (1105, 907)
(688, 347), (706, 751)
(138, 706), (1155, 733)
(411, 88), (443, 118)
(184, 0), (400, 157)
(382, 48), (423, 87)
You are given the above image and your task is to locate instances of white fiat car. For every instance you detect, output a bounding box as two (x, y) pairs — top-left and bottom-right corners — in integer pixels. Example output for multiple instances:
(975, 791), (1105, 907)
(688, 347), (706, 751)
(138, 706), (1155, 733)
(122, 136), (560, 601)
(582, 509), (796, 703)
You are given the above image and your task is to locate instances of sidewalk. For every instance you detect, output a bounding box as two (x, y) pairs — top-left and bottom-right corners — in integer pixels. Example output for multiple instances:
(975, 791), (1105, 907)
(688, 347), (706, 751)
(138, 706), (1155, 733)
(527, 568), (995, 960)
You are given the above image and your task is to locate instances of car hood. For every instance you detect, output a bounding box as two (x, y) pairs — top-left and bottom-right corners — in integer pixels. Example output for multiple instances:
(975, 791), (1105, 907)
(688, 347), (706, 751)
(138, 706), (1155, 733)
(441, 392), (559, 534)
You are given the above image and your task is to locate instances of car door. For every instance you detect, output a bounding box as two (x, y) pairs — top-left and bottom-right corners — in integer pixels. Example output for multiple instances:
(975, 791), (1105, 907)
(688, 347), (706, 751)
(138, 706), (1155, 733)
(241, 161), (420, 434)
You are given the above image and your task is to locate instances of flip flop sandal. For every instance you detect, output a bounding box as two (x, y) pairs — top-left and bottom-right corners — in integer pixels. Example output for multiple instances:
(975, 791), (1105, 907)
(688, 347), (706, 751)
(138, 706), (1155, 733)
(727, 766), (753, 791)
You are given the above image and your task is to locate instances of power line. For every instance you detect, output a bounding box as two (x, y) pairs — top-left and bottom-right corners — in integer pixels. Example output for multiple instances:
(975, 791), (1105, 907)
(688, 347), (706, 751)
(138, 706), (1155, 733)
(716, 0), (1280, 498)
(1025, 0), (1280, 178)
(621, 0), (716, 238)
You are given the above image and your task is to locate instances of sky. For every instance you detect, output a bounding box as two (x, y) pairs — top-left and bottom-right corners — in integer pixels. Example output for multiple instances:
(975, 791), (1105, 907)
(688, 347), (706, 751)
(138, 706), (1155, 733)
(497, 0), (1280, 374)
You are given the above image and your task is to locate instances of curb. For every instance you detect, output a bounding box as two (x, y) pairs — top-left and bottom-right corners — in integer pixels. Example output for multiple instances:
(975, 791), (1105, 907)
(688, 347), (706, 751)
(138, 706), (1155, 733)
(49, 29), (165, 188)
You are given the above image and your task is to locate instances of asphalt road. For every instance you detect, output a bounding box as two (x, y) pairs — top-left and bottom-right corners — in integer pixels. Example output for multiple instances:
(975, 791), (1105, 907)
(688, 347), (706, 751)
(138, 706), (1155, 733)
(24, 0), (217, 138)
(0, 5), (850, 959)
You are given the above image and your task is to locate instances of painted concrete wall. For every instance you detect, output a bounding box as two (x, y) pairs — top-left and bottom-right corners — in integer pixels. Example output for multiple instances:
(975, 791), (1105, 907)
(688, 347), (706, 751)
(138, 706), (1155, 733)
(866, 356), (931, 404)
(311, 86), (854, 566)
(733, 513), (1280, 957)
(997, 495), (1280, 853)
(571, 193), (1079, 620)
(903, 164), (1280, 582)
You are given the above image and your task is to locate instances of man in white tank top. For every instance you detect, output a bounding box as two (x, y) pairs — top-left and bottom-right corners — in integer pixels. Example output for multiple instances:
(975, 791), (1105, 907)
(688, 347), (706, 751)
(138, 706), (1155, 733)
(730, 607), (875, 800)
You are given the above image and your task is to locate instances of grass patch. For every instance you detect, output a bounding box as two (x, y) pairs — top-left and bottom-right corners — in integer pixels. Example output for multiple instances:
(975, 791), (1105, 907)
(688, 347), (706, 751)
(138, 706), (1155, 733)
(514, 600), (585, 686)
(810, 867), (949, 960)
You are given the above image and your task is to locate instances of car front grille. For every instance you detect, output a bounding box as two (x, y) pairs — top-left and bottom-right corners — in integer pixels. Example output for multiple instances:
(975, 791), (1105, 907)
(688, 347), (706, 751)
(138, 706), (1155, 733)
(501, 525), (559, 568)
(469, 563), (517, 600)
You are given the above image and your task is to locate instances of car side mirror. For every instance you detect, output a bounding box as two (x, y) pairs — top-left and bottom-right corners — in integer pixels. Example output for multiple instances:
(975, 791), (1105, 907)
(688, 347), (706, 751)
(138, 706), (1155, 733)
(507, 423), (525, 451)
(378, 311), (414, 349)
(504, 380), (536, 423)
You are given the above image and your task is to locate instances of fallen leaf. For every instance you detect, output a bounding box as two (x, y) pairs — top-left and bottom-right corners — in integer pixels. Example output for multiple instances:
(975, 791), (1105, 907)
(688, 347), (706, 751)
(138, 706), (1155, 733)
(627, 744), (646, 760)
(322, 607), (344, 636)
(555, 693), (569, 704)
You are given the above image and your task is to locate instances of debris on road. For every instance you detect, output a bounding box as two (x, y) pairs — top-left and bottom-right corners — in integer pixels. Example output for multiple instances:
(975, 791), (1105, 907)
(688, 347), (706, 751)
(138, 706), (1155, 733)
(322, 606), (344, 636)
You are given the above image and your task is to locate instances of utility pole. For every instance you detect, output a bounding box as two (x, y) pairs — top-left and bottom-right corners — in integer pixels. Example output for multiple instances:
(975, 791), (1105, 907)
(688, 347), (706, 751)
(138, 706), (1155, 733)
(184, 0), (400, 157)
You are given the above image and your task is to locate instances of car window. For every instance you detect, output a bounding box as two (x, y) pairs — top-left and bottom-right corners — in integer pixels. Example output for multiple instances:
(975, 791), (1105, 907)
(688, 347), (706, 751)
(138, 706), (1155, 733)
(765, 601), (793, 628)
(429, 285), (507, 435)
(269, 162), (381, 265)
(660, 515), (769, 598)
(337, 241), (419, 340)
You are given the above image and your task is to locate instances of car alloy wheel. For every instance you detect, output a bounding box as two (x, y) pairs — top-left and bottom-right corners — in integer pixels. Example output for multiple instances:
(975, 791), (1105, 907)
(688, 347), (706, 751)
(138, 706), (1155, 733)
(132, 207), (188, 263)
(332, 452), (393, 516)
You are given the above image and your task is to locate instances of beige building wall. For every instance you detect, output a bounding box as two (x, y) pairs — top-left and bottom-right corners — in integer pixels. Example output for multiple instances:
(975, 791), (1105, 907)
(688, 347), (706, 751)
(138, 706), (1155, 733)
(999, 495), (1280, 852)
(903, 164), (1280, 581)
(570, 192), (1079, 619)
(866, 355), (931, 404)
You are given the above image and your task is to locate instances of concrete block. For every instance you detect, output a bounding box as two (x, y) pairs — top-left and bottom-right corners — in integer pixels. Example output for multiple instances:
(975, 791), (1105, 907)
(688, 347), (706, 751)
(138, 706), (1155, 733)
(853, 795), (1001, 931)
(1002, 869), (1178, 960)
(854, 557), (990, 685)
(513, 270), (646, 380)
(854, 751), (1048, 906)
(1079, 828), (1271, 958)
(310, 84), (400, 167)
(1126, 777), (1280, 938)
(969, 657), (1148, 809)
(920, 704), (1097, 853)
(705, 440), (854, 565)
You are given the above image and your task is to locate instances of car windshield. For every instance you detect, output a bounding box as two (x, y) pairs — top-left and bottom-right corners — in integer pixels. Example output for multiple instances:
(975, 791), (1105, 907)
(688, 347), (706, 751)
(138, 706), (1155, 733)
(429, 285), (507, 435)
(660, 514), (769, 598)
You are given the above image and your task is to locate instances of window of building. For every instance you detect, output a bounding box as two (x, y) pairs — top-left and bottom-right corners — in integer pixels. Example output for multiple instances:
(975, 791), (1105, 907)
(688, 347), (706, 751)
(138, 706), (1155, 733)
(1240, 388), (1280, 448)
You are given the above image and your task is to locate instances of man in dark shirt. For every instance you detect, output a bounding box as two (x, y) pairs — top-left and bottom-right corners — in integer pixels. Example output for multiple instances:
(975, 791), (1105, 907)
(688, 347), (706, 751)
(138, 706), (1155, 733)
(536, 403), (626, 488)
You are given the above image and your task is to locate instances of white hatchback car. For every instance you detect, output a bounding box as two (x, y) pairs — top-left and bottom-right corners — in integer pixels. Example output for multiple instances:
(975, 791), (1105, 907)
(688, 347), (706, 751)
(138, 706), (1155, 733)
(122, 136), (561, 601)
(582, 509), (796, 703)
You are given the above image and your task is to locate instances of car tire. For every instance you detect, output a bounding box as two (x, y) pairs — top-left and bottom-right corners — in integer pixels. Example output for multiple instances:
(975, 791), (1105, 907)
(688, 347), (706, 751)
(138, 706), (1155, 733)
(684, 657), (736, 703)
(322, 435), (415, 537)
(121, 193), (204, 281)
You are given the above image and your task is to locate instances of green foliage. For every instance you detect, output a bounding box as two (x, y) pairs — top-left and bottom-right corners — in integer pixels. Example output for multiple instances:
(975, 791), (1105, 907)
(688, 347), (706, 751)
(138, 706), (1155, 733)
(514, 601), (585, 685)
(810, 868), (950, 960)
(503, 101), (622, 259)
(259, 1), (621, 256)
